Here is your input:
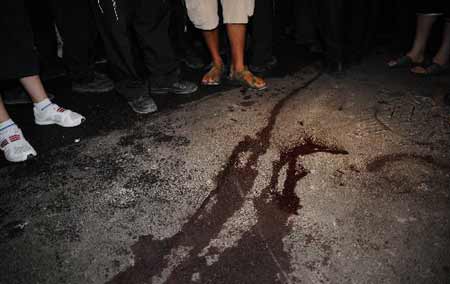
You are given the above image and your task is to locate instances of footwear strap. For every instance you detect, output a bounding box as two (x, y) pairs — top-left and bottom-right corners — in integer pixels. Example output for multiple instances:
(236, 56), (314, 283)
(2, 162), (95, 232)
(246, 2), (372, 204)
(202, 64), (225, 85)
(232, 68), (263, 89)
(426, 63), (448, 75)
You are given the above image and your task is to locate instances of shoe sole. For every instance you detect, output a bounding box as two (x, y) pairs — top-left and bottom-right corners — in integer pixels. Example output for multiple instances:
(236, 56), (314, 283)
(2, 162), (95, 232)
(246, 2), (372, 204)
(151, 86), (199, 95)
(72, 85), (115, 93)
(132, 108), (158, 114)
(7, 153), (37, 163)
(35, 117), (86, 128)
(128, 106), (158, 114)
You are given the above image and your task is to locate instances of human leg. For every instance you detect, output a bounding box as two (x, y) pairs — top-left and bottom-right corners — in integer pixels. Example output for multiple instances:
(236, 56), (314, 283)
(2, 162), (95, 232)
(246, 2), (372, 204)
(411, 20), (450, 75)
(51, 0), (113, 93)
(91, 0), (157, 113)
(250, 0), (275, 72)
(432, 21), (450, 66)
(134, 0), (197, 95)
(222, 0), (266, 89)
(185, 0), (225, 85)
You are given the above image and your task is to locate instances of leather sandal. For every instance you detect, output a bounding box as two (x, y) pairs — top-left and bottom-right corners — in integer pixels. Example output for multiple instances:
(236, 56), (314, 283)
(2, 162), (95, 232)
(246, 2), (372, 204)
(229, 67), (267, 91)
(411, 62), (449, 76)
(201, 63), (225, 86)
(388, 55), (425, 69)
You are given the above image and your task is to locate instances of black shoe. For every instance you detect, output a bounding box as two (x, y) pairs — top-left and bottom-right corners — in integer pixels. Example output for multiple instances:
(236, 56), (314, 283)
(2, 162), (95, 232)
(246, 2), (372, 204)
(249, 56), (278, 74)
(180, 50), (205, 70)
(116, 80), (158, 114)
(127, 96), (158, 114)
(1, 87), (55, 105)
(151, 80), (198, 95)
(72, 71), (114, 93)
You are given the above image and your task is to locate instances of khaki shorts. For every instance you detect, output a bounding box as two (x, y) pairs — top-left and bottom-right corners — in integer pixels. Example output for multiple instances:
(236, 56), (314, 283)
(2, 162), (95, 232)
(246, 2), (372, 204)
(185, 0), (255, 30)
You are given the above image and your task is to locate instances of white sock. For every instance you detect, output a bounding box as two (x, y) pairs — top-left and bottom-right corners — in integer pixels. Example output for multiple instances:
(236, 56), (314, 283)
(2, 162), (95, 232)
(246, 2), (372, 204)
(34, 98), (53, 111)
(0, 119), (16, 135)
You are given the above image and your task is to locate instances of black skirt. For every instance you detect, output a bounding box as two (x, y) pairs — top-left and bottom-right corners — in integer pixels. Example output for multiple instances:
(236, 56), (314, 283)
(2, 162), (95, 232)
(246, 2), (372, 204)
(0, 0), (39, 80)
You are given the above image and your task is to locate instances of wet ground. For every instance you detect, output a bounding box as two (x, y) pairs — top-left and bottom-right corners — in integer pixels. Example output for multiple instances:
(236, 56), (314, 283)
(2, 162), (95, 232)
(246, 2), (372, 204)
(1, 46), (450, 284)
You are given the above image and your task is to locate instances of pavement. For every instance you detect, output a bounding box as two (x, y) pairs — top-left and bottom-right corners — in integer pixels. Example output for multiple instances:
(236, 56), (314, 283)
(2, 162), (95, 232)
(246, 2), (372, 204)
(1, 48), (450, 284)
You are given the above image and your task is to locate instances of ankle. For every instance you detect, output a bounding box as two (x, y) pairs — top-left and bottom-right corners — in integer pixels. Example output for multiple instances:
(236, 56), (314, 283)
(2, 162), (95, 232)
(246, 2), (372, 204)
(212, 57), (224, 67)
(407, 51), (424, 63)
(33, 98), (52, 111)
(233, 65), (246, 73)
(0, 119), (15, 133)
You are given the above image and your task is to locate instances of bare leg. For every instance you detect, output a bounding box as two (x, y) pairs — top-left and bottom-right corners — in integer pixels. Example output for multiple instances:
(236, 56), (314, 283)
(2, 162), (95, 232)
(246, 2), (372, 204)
(388, 14), (438, 66)
(433, 21), (450, 65)
(201, 29), (225, 84)
(202, 29), (224, 67)
(411, 20), (450, 74)
(227, 24), (266, 89)
(0, 97), (11, 123)
(407, 14), (438, 62)
(19, 75), (49, 104)
(226, 24), (246, 72)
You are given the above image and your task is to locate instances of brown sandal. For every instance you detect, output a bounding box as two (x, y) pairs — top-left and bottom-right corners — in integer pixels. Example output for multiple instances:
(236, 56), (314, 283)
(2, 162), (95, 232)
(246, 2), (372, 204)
(230, 67), (267, 91)
(201, 64), (225, 86)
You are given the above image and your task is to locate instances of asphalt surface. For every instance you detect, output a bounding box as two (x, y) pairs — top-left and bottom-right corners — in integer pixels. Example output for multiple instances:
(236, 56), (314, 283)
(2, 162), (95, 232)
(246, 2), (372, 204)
(1, 45), (450, 284)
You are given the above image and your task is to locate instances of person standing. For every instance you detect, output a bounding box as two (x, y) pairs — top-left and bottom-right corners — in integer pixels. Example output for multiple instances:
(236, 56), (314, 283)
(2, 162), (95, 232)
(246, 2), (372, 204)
(185, 0), (267, 90)
(388, 2), (450, 75)
(91, 0), (198, 114)
(27, 0), (114, 93)
(0, 0), (85, 162)
(249, 0), (277, 74)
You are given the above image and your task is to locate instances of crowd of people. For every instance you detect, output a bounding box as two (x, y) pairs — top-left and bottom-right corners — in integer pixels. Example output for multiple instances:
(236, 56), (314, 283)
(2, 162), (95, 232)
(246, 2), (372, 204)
(0, 0), (449, 163)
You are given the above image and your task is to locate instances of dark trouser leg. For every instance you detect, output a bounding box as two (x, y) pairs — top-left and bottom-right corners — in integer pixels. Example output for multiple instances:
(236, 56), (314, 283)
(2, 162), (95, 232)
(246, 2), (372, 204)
(294, 0), (318, 45)
(25, 0), (58, 65)
(169, 0), (189, 54)
(0, 0), (39, 80)
(250, 0), (274, 66)
(51, 0), (95, 79)
(91, 0), (140, 81)
(314, 0), (344, 67)
(274, 0), (293, 36)
(344, 0), (367, 61)
(90, 0), (146, 100)
(134, 0), (179, 86)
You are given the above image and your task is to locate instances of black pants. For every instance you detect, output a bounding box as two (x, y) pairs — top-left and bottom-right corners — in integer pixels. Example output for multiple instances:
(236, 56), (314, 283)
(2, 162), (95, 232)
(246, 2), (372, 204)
(315, 0), (345, 62)
(25, 0), (97, 79)
(25, 0), (58, 66)
(295, 0), (378, 63)
(0, 0), (39, 80)
(293, 0), (318, 45)
(250, 0), (274, 66)
(91, 0), (178, 86)
(343, 0), (380, 61)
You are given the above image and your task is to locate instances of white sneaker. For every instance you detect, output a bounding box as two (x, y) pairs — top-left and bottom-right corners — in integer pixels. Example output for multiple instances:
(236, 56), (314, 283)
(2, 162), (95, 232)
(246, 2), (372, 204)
(34, 103), (85, 127)
(0, 126), (37, 162)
